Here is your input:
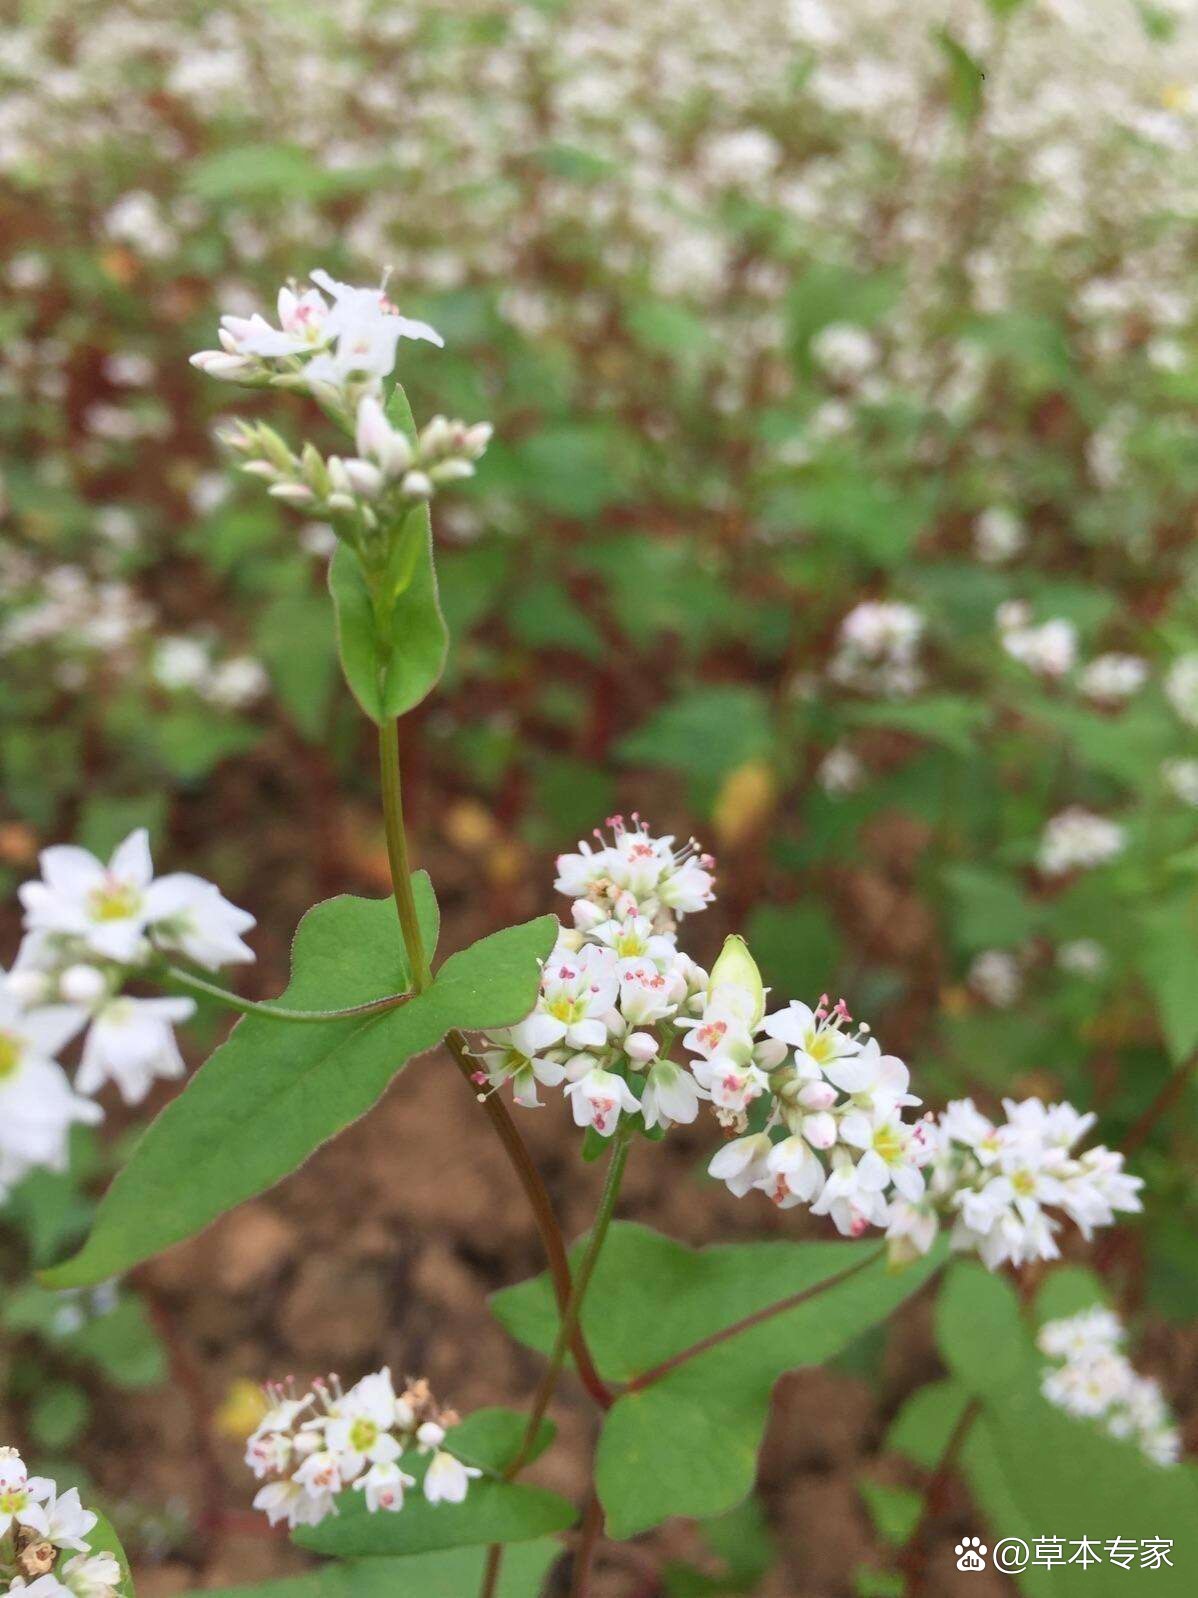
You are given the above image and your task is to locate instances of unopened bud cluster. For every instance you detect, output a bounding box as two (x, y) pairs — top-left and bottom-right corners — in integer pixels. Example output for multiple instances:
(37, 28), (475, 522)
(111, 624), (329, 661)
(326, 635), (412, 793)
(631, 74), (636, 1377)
(1038, 1308), (1180, 1467)
(2, 829), (254, 1198)
(245, 1368), (480, 1529)
(0, 1448), (122, 1598)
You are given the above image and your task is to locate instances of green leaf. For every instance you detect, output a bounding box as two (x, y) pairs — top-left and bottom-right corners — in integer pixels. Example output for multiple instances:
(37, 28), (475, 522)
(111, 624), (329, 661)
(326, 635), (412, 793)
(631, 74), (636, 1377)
(328, 530), (448, 724)
(294, 1468), (575, 1558)
(255, 593), (337, 740)
(447, 1407), (555, 1473)
(849, 695), (987, 757)
(182, 1541), (560, 1598)
(1138, 890), (1198, 1063)
(617, 686), (773, 808)
(860, 1479), (923, 1545)
(42, 895), (556, 1289)
(935, 26), (985, 123)
(885, 1378), (971, 1471)
(492, 1223), (944, 1537)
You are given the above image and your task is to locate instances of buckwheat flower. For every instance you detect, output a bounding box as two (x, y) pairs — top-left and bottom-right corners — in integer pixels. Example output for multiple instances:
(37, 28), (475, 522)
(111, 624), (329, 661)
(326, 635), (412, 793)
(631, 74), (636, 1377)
(974, 506), (1025, 564)
(564, 1066), (641, 1136)
(481, 1013), (569, 1108)
(1000, 614), (1078, 678)
(540, 944), (620, 1052)
(323, 1369), (405, 1479)
(38, 1486), (97, 1552)
(640, 1059), (705, 1130)
(292, 1449), (344, 1502)
(0, 1449), (52, 1538)
(708, 1132), (774, 1197)
(252, 1478), (332, 1530)
(61, 1553), (121, 1598)
(415, 1425), (482, 1507)
(1038, 807), (1125, 876)
(1039, 1308), (1181, 1466)
(203, 656), (269, 711)
(19, 831), (158, 964)
(139, 872), (256, 969)
(11, 1577), (72, 1598)
(221, 284), (332, 360)
(152, 636), (210, 692)
(810, 322), (878, 382)
(817, 745), (865, 796)
(761, 1134), (827, 1208)
(76, 996), (194, 1105)
(1162, 757), (1198, 805)
(1164, 652), (1198, 727)
(811, 1147), (893, 1237)
(1079, 653), (1148, 704)
(0, 993), (99, 1177)
(762, 996), (864, 1077)
(968, 949), (1022, 1007)
(354, 1460), (415, 1513)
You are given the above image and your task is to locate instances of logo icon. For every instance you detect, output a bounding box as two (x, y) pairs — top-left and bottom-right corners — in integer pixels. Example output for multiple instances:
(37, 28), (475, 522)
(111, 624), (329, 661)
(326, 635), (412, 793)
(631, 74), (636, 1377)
(955, 1536), (988, 1572)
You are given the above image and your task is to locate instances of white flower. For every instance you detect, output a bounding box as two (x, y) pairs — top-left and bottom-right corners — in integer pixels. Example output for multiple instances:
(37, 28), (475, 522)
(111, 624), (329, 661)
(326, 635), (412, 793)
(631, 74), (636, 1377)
(1038, 1308), (1180, 1466)
(968, 949), (1022, 1007)
(564, 1066), (641, 1136)
(1038, 807), (1125, 876)
(324, 1369), (405, 1479)
(13, 1579), (72, 1598)
(76, 996), (194, 1105)
(1079, 653), (1148, 703)
(293, 1449), (343, 1500)
(20, 830), (157, 963)
(40, 1486), (98, 1552)
(0, 1450), (52, 1539)
(152, 636), (210, 691)
(1000, 614), (1078, 678)
(62, 1553), (121, 1598)
(640, 1060), (705, 1130)
(139, 872), (256, 969)
(974, 507), (1025, 564)
(481, 1013), (568, 1108)
(708, 1133), (773, 1197)
(762, 997), (863, 1076)
(0, 992), (99, 1179)
(539, 944), (619, 1052)
(354, 1459), (415, 1513)
(811, 322), (877, 382)
(421, 1450), (482, 1506)
(1164, 653), (1198, 727)
(252, 1478), (333, 1529)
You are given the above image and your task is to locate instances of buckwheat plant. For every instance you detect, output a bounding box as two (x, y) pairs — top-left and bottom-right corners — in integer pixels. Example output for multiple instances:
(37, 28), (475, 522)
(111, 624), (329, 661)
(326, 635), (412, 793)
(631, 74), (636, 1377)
(20, 272), (1185, 1595)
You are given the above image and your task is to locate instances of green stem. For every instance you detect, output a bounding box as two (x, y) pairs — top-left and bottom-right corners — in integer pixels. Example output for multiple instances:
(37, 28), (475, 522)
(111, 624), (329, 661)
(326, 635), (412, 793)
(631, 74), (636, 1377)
(568, 1489), (605, 1597)
(378, 716), (432, 993)
(508, 1126), (632, 1478)
(163, 964), (410, 1023)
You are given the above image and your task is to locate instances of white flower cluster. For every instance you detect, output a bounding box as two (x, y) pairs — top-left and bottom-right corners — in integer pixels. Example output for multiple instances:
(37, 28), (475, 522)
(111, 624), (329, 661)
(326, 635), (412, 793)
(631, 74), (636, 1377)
(698, 987), (933, 1238)
(0, 1448), (121, 1598)
(1, 829), (254, 1199)
(886, 1099), (1143, 1270)
(481, 816), (715, 1134)
(151, 636), (269, 711)
(194, 271), (491, 533)
(1038, 1308), (1181, 1467)
(192, 271), (442, 396)
(828, 602), (924, 699)
(483, 820), (1142, 1273)
(997, 603), (1078, 680)
(245, 1369), (480, 1529)
(1038, 807), (1126, 877)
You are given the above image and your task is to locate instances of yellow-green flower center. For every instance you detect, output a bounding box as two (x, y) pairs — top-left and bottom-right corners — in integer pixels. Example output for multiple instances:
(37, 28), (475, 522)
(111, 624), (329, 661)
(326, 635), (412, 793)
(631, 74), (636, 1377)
(1011, 1169), (1037, 1198)
(547, 996), (584, 1024)
(0, 1030), (23, 1081)
(350, 1418), (378, 1454)
(873, 1123), (905, 1165)
(87, 880), (141, 923)
(0, 1486), (29, 1515)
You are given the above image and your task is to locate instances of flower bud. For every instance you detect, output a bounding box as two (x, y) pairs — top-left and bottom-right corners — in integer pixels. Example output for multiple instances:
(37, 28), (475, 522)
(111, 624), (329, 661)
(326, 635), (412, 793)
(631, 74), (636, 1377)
(60, 964), (107, 1005)
(5, 969), (50, 1006)
(624, 1031), (658, 1066)
(708, 935), (765, 1027)
(401, 470), (434, 499)
(798, 1080), (837, 1112)
(802, 1111), (838, 1150)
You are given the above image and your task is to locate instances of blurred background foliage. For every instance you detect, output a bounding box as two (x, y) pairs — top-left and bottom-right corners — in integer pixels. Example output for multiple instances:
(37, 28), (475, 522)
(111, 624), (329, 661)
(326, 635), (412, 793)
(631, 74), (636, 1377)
(1, 0), (1197, 1580)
